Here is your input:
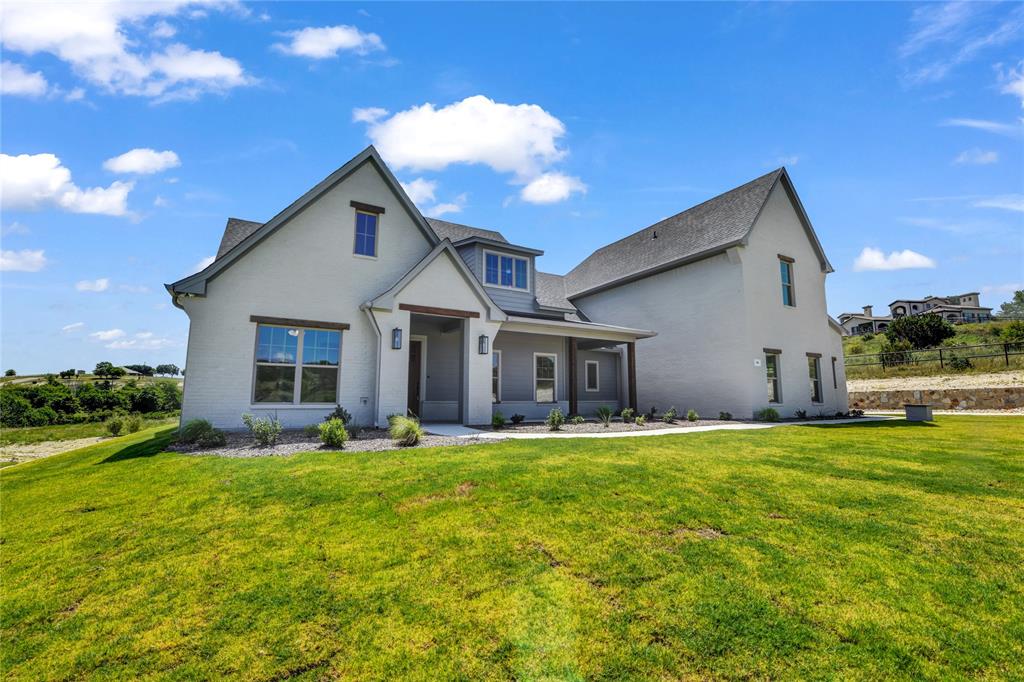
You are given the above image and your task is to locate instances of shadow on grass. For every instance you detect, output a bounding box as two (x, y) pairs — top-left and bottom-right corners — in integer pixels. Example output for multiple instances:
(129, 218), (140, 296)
(798, 419), (939, 430)
(98, 428), (177, 464)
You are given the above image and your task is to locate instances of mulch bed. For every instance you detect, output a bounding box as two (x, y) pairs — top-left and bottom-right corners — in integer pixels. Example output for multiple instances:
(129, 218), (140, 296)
(166, 428), (501, 458)
(485, 418), (733, 434)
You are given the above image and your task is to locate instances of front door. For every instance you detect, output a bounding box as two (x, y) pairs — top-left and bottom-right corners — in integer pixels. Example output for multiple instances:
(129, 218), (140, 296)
(407, 339), (422, 417)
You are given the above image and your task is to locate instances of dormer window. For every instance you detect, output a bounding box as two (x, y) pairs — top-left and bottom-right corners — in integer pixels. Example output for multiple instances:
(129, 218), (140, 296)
(485, 251), (528, 290)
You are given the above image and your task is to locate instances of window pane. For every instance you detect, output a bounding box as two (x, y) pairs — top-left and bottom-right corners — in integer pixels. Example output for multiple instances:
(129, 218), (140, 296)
(780, 261), (791, 284)
(256, 325), (298, 363)
(514, 258), (528, 289)
(485, 254), (499, 284)
(301, 367), (338, 403)
(536, 355), (555, 379)
(354, 213), (377, 256)
(492, 352), (500, 403)
(254, 365), (295, 402)
(501, 256), (513, 286)
(303, 329), (340, 366)
(586, 363), (598, 390)
(536, 379), (555, 403)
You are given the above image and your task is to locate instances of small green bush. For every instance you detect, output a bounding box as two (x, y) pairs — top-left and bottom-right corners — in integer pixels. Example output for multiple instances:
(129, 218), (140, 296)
(196, 428), (226, 447)
(179, 419), (216, 444)
(124, 413), (144, 433)
(755, 407), (780, 422)
(510, 414), (525, 425)
(492, 411), (506, 429)
(242, 413), (283, 446)
(303, 424), (320, 438)
(105, 415), (125, 436)
(662, 406), (678, 423)
(620, 407), (635, 423)
(861, 332), (875, 342)
(948, 355), (973, 371)
(596, 406), (614, 427)
(1001, 321), (1024, 342)
(318, 418), (349, 448)
(795, 409), (807, 419)
(847, 341), (865, 355)
(545, 408), (565, 431)
(390, 415), (424, 446)
(719, 411), (732, 420)
(635, 414), (647, 426)
(325, 405), (352, 424)
(686, 409), (698, 422)
(568, 414), (585, 425)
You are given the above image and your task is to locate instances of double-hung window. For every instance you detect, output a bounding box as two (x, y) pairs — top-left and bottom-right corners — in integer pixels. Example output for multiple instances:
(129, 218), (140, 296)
(779, 256), (795, 306)
(585, 360), (600, 392)
(764, 350), (782, 403)
(484, 251), (528, 290)
(254, 323), (341, 404)
(534, 353), (556, 403)
(354, 211), (378, 257)
(492, 350), (502, 403)
(807, 354), (823, 403)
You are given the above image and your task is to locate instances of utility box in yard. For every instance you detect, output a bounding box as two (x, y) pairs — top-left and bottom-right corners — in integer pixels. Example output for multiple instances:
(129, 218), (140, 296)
(905, 404), (934, 422)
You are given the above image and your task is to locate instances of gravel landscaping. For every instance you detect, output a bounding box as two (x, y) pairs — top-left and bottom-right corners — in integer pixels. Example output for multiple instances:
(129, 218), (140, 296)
(847, 370), (1024, 392)
(167, 427), (502, 458)
(486, 417), (733, 434)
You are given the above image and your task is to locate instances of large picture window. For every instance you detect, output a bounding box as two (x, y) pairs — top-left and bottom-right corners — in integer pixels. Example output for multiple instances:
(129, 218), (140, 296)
(808, 354), (823, 403)
(765, 351), (781, 403)
(779, 256), (795, 307)
(484, 251), (528, 290)
(534, 353), (557, 403)
(254, 324), (341, 404)
(354, 211), (378, 257)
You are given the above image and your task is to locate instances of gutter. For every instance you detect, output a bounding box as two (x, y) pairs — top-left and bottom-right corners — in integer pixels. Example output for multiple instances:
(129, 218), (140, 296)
(360, 302), (383, 427)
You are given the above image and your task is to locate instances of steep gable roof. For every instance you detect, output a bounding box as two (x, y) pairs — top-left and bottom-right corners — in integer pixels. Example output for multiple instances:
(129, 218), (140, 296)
(216, 218), (263, 258)
(565, 168), (831, 298)
(426, 218), (508, 244)
(168, 146), (439, 296)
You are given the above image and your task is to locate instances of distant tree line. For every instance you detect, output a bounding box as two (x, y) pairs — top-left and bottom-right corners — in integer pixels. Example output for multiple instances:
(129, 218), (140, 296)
(0, 375), (182, 428)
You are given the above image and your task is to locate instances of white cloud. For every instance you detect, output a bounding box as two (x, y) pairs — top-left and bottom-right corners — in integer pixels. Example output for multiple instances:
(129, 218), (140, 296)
(0, 2), (253, 101)
(853, 247), (937, 272)
(106, 331), (177, 350)
(357, 95), (568, 179)
(61, 322), (85, 333)
(191, 255), (215, 273)
(151, 21), (177, 39)
(154, 195), (169, 207)
(520, 173), (587, 204)
(973, 194), (1024, 212)
(953, 148), (998, 165)
(942, 118), (1023, 138)
(981, 282), (1023, 295)
(1, 153), (133, 216)
(89, 328), (125, 341)
(1, 222), (30, 236)
(400, 177), (437, 205)
(0, 248), (48, 272)
(998, 60), (1024, 107)
(273, 25), (384, 59)
(76, 278), (110, 292)
(0, 60), (48, 97)
(352, 106), (388, 124)
(426, 193), (468, 217)
(104, 148), (180, 175)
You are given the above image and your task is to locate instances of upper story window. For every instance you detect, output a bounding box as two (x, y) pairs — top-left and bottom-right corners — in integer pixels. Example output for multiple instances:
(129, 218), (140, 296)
(779, 255), (795, 307)
(484, 251), (528, 290)
(354, 211), (378, 258)
(253, 323), (341, 404)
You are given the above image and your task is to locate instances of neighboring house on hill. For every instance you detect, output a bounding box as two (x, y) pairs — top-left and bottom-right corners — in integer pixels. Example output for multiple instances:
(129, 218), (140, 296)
(888, 294), (992, 323)
(837, 306), (891, 336)
(166, 146), (847, 428)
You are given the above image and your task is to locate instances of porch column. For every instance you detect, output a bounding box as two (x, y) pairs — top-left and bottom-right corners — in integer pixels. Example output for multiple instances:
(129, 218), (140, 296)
(568, 337), (578, 416)
(627, 341), (637, 411)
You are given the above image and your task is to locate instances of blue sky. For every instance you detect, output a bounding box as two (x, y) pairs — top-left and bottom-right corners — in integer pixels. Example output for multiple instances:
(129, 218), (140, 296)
(2, 1), (1022, 374)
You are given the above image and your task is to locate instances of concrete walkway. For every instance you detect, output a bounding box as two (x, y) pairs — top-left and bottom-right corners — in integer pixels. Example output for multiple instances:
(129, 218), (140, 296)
(424, 416), (891, 440)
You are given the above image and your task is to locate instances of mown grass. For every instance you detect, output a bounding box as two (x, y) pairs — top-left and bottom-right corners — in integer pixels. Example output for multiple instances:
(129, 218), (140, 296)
(2, 417), (1023, 680)
(0, 417), (178, 446)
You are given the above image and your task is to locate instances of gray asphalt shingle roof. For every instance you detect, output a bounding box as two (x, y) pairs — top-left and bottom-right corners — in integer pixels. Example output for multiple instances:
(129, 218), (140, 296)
(426, 218), (508, 244)
(216, 218), (263, 259)
(534, 271), (575, 310)
(564, 168), (784, 297)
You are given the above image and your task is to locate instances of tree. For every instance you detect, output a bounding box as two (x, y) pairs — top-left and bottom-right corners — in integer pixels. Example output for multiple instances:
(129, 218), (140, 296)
(124, 364), (155, 377)
(59, 369), (77, 379)
(997, 291), (1024, 318)
(884, 314), (955, 350)
(94, 362), (126, 380)
(4, 369), (15, 377)
(155, 364), (180, 377)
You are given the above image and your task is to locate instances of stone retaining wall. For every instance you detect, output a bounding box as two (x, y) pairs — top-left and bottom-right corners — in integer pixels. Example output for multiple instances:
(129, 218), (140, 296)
(848, 387), (1024, 410)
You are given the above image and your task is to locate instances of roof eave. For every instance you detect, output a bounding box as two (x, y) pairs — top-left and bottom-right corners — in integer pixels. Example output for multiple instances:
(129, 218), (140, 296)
(453, 236), (544, 256)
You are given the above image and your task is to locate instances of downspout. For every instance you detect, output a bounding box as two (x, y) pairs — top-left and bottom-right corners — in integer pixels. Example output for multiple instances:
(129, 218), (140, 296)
(360, 303), (383, 427)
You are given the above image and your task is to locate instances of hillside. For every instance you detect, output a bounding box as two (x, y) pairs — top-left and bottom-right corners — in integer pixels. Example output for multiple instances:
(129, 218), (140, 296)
(842, 320), (1015, 356)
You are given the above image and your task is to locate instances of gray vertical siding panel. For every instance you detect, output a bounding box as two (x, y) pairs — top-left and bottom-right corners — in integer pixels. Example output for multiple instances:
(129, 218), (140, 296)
(577, 350), (619, 402)
(493, 331), (567, 402)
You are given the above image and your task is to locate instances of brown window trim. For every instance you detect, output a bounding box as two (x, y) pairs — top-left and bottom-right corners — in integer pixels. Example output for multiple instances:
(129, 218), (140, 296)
(763, 347), (782, 355)
(398, 303), (480, 319)
(806, 352), (822, 358)
(350, 200), (385, 214)
(250, 315), (350, 331)
(777, 254), (795, 263)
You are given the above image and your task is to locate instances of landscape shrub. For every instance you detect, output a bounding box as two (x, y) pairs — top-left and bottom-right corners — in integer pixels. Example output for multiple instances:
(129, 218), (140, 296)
(389, 415), (424, 446)
(492, 411), (506, 429)
(318, 418), (349, 448)
(124, 414), (144, 433)
(569, 415), (586, 425)
(948, 355), (973, 371)
(635, 414), (647, 426)
(303, 424), (320, 438)
(105, 415), (125, 436)
(325, 405), (352, 424)
(545, 408), (565, 431)
(662, 406), (678, 423)
(242, 413), (283, 446)
(179, 419), (215, 444)
(686, 409), (698, 422)
(596, 406), (614, 427)
(880, 339), (914, 368)
(754, 407), (780, 422)
(1002, 321), (1024, 343)
(847, 341), (865, 355)
(510, 414), (525, 425)
(795, 409), (807, 419)
(885, 314), (955, 349)
(620, 407), (635, 423)
(861, 332), (875, 341)
(719, 411), (732, 420)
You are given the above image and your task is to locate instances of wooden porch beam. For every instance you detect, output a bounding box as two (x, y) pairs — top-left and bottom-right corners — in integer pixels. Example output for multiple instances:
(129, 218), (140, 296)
(568, 337), (578, 417)
(398, 303), (479, 319)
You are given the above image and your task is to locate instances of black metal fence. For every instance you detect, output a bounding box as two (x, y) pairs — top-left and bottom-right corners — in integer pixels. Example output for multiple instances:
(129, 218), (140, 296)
(844, 341), (1024, 371)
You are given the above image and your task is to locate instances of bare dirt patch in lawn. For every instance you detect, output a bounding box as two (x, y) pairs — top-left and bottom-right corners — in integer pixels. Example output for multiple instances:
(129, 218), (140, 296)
(0, 436), (107, 467)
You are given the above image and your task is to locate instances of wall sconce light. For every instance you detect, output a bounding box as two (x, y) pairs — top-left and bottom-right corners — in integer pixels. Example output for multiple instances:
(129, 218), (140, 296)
(391, 328), (403, 350)
(478, 334), (489, 355)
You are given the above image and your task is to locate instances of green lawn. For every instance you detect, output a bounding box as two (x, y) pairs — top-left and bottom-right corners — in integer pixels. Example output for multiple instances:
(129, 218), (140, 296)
(2, 418), (1022, 680)
(0, 418), (178, 447)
